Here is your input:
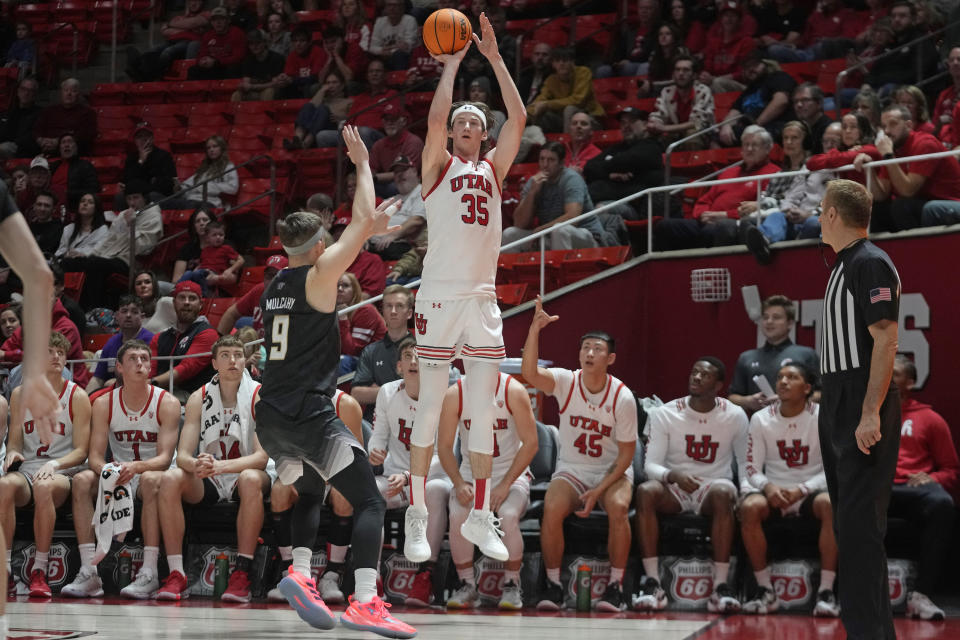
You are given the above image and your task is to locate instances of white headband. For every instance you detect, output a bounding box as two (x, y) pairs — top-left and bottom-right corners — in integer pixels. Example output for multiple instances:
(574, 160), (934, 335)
(282, 227), (326, 255)
(450, 104), (487, 129)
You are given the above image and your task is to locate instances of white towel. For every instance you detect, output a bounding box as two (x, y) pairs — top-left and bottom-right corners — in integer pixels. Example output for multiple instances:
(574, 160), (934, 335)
(92, 462), (134, 564)
(199, 371), (260, 497)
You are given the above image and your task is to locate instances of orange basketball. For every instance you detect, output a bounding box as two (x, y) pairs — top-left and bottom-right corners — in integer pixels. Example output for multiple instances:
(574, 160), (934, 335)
(422, 9), (473, 56)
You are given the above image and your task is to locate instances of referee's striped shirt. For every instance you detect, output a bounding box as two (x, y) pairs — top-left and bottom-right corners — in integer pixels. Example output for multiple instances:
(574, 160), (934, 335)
(820, 239), (900, 376)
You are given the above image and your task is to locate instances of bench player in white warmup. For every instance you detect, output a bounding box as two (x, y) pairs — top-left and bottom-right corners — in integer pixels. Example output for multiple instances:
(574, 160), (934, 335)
(740, 362), (839, 617)
(404, 12), (527, 564)
(155, 335), (271, 602)
(636, 357), (749, 613)
(61, 339), (180, 599)
(1, 332), (91, 598)
(437, 370), (538, 609)
(523, 298), (638, 611)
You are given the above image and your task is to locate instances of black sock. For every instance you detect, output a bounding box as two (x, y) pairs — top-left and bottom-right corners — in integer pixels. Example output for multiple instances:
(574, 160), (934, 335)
(236, 555), (252, 573)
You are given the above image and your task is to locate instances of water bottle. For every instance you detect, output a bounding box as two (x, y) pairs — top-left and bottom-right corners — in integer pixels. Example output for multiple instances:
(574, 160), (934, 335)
(214, 553), (229, 597)
(576, 565), (592, 612)
(117, 550), (132, 589)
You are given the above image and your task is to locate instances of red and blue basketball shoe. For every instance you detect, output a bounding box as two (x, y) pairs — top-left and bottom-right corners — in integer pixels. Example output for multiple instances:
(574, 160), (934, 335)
(278, 569), (336, 630)
(340, 595), (417, 639)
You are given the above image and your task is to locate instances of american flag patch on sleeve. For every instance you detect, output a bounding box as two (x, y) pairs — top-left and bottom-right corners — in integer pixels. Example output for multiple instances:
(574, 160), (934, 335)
(869, 287), (892, 303)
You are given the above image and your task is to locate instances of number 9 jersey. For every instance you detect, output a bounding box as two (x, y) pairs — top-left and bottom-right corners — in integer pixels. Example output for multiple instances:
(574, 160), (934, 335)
(420, 155), (502, 301)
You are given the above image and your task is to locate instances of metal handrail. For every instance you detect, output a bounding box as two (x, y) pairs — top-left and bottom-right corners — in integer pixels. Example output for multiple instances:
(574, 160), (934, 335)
(663, 114), (746, 215)
(125, 153), (278, 288)
(834, 18), (960, 119)
(33, 20), (85, 78)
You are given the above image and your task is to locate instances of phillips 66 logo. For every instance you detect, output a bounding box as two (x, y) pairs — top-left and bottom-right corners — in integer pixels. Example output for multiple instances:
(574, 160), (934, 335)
(383, 553), (419, 600)
(200, 547), (236, 590)
(887, 559), (916, 607)
(770, 560), (812, 607)
(476, 557), (505, 600)
(564, 557), (610, 602)
(112, 544), (144, 585)
(668, 558), (713, 606)
(20, 542), (71, 586)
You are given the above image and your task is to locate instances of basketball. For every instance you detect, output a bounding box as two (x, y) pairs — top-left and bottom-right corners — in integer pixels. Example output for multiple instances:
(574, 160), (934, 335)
(422, 9), (473, 56)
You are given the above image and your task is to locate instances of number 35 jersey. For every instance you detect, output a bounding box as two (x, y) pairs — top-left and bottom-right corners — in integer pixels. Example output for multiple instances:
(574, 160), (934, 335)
(420, 154), (502, 300)
(549, 368), (638, 472)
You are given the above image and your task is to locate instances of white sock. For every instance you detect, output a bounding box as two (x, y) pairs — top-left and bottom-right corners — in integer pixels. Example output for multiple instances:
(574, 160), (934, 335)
(504, 569), (520, 584)
(354, 567), (378, 603)
(279, 545), (293, 561)
(142, 546), (159, 574)
(546, 567), (560, 585)
(457, 566), (476, 586)
(754, 567), (772, 589)
(328, 544), (348, 564)
(609, 566), (624, 586)
(33, 550), (49, 574)
(410, 475), (427, 512)
(79, 543), (96, 569)
(714, 562), (730, 587)
(167, 554), (184, 576)
(292, 547), (312, 577)
(642, 556), (659, 581)
(820, 569), (836, 592)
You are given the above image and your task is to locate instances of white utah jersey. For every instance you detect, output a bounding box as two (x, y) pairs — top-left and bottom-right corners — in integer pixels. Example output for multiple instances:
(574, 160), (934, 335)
(549, 368), (638, 472)
(107, 386), (167, 463)
(456, 373), (527, 482)
(22, 380), (79, 465)
(645, 396), (749, 485)
(746, 400), (826, 492)
(369, 379), (419, 476)
(199, 382), (260, 461)
(420, 154), (502, 300)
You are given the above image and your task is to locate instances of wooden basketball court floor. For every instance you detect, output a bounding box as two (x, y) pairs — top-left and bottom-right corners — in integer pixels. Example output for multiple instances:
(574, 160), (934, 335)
(5, 599), (958, 640)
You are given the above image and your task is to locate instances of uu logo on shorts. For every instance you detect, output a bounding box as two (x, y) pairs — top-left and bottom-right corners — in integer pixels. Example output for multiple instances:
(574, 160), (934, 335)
(414, 313), (427, 335)
(684, 435), (719, 464)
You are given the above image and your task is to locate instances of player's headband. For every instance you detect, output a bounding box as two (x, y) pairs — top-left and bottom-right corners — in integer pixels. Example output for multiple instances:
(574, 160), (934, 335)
(283, 227), (326, 255)
(450, 104), (487, 130)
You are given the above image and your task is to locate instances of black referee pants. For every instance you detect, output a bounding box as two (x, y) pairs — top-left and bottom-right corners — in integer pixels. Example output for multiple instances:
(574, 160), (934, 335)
(819, 376), (901, 640)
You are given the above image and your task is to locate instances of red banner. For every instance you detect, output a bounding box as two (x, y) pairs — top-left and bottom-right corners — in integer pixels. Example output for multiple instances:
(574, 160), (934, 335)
(503, 231), (960, 450)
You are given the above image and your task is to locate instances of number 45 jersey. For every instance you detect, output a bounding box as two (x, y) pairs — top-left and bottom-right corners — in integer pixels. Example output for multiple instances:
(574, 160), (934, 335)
(548, 368), (638, 475)
(420, 155), (502, 300)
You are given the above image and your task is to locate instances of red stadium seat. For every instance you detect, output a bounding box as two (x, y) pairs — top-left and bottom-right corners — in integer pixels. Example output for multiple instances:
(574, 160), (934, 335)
(252, 236), (284, 264)
(88, 156), (124, 183)
(511, 250), (565, 292)
(208, 79), (242, 102)
(14, 4), (52, 26)
(558, 246), (631, 286)
(496, 283), (528, 307)
(200, 297), (236, 330)
(55, 2), (91, 22)
(128, 81), (171, 105)
(168, 80), (211, 103)
(166, 59), (197, 80)
(236, 266), (266, 295)
(62, 271), (85, 301)
(294, 9), (333, 30)
(84, 333), (114, 352)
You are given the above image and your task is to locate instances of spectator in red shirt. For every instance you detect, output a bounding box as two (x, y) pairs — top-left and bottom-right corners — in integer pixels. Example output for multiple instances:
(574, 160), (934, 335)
(655, 125), (780, 250)
(187, 7), (247, 80)
(216, 254), (287, 336)
(126, 0), (209, 81)
(177, 220), (244, 296)
(766, 0), (860, 62)
(277, 27), (324, 99)
(855, 104), (960, 230)
(807, 112), (879, 184)
(565, 111), (602, 174)
(932, 47), (960, 143)
(335, 0), (373, 78)
(699, 2), (756, 93)
(337, 272), (386, 360)
(149, 281), (219, 400)
(665, 0), (707, 54)
(0, 297), (90, 387)
(888, 354), (957, 621)
(893, 85), (935, 135)
(405, 43), (443, 90)
(369, 104), (423, 198)
(346, 59), (401, 148)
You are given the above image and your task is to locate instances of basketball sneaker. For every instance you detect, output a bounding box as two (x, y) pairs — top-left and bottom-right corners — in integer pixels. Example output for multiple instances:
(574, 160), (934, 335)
(404, 506), (431, 563)
(707, 582), (741, 614)
(267, 567), (290, 602)
(221, 569), (252, 603)
(499, 579), (523, 610)
(318, 569), (345, 604)
(28, 570), (51, 598)
(631, 576), (667, 611)
(156, 570), (190, 601)
(460, 509), (508, 562)
(813, 589), (840, 617)
(446, 580), (478, 609)
(596, 581), (625, 612)
(121, 568), (159, 600)
(340, 595), (418, 639)
(742, 586), (779, 614)
(278, 569), (336, 630)
(61, 566), (104, 598)
(536, 580), (564, 611)
(404, 567), (433, 607)
(906, 591), (945, 621)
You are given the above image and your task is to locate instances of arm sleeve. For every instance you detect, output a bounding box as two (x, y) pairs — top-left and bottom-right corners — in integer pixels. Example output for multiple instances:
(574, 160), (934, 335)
(172, 328), (218, 381)
(368, 386), (390, 452)
(349, 306), (386, 353)
(745, 418), (769, 490)
(400, 15), (419, 48)
(1, 331), (24, 364)
(235, 284), (261, 316)
(643, 408), (670, 482)
(368, 19), (386, 55)
(854, 255), (900, 326)
(339, 315), (359, 356)
(221, 165), (239, 196)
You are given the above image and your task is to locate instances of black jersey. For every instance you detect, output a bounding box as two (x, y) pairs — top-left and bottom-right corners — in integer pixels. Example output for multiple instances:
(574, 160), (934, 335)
(820, 239), (900, 379)
(259, 265), (339, 412)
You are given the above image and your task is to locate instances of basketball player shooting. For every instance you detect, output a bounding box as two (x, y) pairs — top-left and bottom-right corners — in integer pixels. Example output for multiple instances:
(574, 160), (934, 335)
(405, 12), (526, 564)
(0, 180), (59, 637)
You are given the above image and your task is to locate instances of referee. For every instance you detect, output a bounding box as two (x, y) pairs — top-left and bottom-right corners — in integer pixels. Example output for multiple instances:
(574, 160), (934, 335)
(818, 179), (901, 640)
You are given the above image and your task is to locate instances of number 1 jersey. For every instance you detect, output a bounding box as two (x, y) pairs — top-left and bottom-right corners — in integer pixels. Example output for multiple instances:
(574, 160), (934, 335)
(420, 154), (502, 300)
